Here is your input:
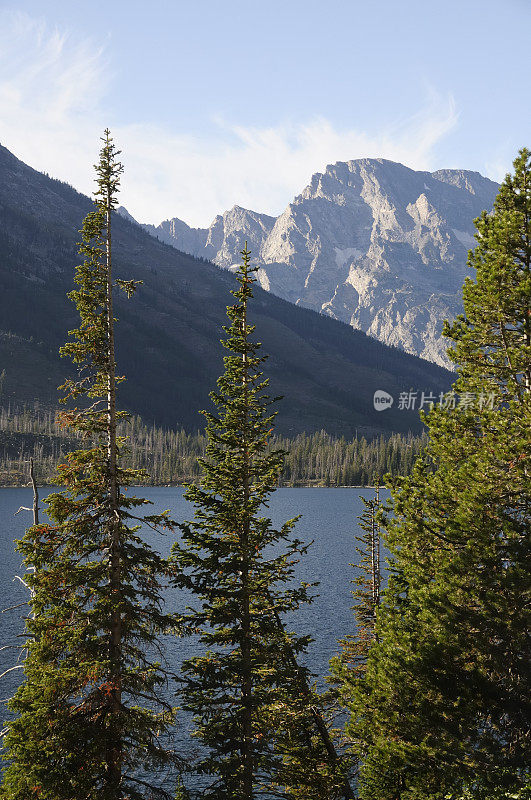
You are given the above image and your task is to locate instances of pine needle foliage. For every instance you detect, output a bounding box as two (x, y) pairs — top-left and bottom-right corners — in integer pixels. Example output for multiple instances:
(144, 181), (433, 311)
(171, 245), (348, 800)
(1, 131), (179, 800)
(348, 149), (531, 800)
(332, 490), (381, 680)
(329, 490), (381, 785)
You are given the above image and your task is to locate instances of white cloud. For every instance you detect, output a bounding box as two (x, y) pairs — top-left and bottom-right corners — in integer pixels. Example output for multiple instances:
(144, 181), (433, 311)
(0, 10), (108, 192)
(0, 10), (460, 227)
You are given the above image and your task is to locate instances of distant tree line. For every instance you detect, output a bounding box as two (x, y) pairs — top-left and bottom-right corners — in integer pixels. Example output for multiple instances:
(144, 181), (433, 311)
(0, 404), (427, 487)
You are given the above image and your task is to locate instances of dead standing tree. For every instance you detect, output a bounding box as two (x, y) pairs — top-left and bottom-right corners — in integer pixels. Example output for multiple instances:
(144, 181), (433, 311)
(0, 459), (40, 729)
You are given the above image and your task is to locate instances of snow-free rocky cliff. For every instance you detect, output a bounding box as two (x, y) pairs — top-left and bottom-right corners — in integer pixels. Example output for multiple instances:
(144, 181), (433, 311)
(119, 159), (499, 368)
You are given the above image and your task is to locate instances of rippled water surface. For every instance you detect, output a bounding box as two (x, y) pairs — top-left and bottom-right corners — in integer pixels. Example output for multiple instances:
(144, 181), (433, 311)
(0, 486), (388, 790)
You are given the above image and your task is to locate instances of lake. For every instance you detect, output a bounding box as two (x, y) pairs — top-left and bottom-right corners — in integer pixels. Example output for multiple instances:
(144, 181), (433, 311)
(0, 486), (387, 791)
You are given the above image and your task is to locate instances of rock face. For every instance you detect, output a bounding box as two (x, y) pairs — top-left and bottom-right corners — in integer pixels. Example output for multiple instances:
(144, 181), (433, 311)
(139, 159), (498, 367)
(141, 205), (276, 267)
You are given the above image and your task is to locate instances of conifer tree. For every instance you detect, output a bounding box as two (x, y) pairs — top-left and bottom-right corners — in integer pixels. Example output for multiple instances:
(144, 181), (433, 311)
(1, 131), (178, 800)
(347, 149), (531, 799)
(329, 489), (381, 782)
(171, 245), (349, 799)
(333, 489), (381, 679)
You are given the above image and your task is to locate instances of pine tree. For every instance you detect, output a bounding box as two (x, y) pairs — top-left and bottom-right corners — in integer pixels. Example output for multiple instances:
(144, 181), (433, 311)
(171, 245), (349, 799)
(1, 131), (179, 800)
(333, 489), (381, 680)
(347, 149), (531, 800)
(329, 488), (381, 783)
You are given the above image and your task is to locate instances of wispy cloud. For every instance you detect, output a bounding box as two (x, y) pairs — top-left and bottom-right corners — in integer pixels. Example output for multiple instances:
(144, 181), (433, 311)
(0, 11), (459, 227)
(0, 10), (108, 190)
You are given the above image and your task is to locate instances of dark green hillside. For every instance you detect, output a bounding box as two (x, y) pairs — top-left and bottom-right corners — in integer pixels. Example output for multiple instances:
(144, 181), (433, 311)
(0, 143), (452, 435)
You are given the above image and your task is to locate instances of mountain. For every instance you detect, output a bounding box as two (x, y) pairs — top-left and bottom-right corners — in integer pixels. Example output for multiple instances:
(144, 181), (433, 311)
(0, 143), (453, 437)
(137, 159), (498, 367)
(125, 205), (278, 268)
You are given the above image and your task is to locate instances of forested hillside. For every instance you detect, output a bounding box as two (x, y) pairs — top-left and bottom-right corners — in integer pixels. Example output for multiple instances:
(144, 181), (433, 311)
(0, 405), (425, 487)
(0, 143), (452, 437)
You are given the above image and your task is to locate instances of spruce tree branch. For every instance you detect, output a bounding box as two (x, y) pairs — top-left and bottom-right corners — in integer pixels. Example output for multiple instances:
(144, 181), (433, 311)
(125, 774), (175, 799)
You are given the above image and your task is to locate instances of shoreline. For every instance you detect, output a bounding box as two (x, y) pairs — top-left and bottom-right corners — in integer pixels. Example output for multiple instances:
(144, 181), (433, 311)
(0, 483), (382, 490)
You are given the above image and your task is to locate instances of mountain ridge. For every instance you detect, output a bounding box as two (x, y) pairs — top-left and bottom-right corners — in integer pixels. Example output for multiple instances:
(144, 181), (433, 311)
(127, 158), (498, 367)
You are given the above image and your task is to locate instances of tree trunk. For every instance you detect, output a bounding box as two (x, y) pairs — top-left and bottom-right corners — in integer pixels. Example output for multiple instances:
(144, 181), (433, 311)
(240, 250), (254, 800)
(30, 458), (39, 526)
(105, 165), (122, 793)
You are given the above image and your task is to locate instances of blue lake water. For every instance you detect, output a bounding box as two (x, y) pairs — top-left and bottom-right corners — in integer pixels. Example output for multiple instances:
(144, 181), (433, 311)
(0, 486), (388, 791)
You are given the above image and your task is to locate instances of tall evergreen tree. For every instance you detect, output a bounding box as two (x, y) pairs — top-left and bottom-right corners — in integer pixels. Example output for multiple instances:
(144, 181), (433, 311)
(329, 488), (381, 784)
(171, 245), (349, 799)
(345, 149), (531, 800)
(332, 489), (381, 680)
(1, 131), (178, 800)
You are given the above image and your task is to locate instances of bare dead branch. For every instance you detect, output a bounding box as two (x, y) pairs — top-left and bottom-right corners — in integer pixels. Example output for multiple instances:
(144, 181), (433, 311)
(0, 665), (24, 680)
(13, 575), (31, 592)
(14, 506), (32, 516)
(1, 602), (29, 614)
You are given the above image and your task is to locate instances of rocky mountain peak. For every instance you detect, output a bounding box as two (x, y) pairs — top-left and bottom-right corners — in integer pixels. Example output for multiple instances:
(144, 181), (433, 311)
(136, 158), (499, 367)
(116, 205), (139, 225)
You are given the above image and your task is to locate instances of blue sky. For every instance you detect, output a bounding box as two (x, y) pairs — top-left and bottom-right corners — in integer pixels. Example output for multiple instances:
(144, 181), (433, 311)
(0, 0), (528, 225)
